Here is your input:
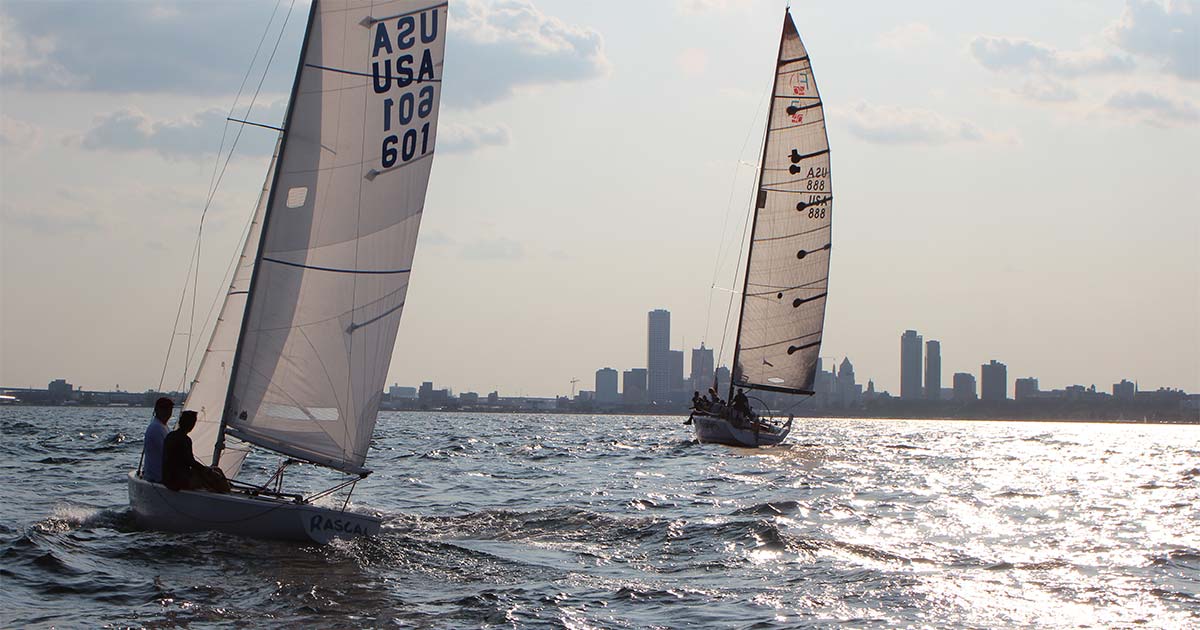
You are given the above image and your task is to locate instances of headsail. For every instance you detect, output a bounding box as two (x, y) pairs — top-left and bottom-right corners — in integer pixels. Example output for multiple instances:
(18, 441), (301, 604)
(731, 10), (832, 396)
(186, 137), (281, 477)
(218, 0), (448, 474)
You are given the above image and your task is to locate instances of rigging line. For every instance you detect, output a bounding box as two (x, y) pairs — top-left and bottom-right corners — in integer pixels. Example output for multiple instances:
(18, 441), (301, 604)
(718, 118), (769, 376)
(704, 80), (771, 349)
(157, 235), (201, 392)
(207, 0), (285, 202)
(178, 0), (298, 389)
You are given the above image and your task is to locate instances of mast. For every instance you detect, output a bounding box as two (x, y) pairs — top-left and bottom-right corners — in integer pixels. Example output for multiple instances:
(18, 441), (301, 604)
(212, 0), (319, 467)
(728, 9), (790, 402)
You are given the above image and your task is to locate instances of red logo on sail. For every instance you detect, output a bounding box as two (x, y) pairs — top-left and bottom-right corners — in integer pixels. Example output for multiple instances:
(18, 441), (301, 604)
(791, 74), (809, 96)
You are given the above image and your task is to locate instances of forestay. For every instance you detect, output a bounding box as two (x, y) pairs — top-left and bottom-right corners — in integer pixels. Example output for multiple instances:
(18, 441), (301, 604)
(731, 11), (832, 396)
(186, 139), (281, 478)
(219, 0), (448, 474)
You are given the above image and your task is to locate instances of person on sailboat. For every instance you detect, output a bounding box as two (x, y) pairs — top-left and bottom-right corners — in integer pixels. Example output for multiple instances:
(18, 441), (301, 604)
(163, 411), (230, 493)
(140, 397), (173, 483)
(732, 388), (751, 422)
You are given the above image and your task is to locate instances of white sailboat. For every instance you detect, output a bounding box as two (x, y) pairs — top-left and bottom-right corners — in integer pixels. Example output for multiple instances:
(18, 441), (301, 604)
(129, 0), (449, 544)
(692, 8), (833, 447)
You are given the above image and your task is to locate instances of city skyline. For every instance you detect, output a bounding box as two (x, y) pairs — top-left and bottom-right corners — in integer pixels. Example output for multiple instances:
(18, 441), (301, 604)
(2, 1), (1196, 397)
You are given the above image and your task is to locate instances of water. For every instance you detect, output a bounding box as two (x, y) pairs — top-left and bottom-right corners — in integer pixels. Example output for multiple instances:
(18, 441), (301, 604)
(1, 407), (1197, 628)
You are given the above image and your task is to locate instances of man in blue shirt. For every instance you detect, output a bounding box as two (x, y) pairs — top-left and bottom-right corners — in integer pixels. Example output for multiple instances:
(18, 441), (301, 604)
(141, 397), (173, 483)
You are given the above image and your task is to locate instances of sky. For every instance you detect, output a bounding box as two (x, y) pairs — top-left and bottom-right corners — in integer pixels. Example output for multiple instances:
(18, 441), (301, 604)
(1, 0), (1197, 398)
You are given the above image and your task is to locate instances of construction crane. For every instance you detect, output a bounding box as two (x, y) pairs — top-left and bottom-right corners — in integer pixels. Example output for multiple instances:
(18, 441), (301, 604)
(569, 378), (580, 397)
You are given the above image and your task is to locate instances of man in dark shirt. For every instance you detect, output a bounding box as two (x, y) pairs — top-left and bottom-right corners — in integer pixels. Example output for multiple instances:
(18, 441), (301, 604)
(163, 411), (230, 492)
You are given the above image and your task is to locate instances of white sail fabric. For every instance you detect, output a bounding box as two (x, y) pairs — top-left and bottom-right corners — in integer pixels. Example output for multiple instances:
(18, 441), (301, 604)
(222, 0), (447, 473)
(732, 11), (832, 396)
(185, 138), (282, 477)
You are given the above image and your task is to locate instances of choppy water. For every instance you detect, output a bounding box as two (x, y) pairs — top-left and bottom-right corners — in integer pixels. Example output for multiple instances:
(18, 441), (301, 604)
(1, 407), (1197, 628)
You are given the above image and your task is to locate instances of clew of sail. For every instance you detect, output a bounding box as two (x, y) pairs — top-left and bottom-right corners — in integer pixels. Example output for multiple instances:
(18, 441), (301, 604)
(217, 0), (448, 474)
(731, 11), (832, 397)
(186, 138), (282, 478)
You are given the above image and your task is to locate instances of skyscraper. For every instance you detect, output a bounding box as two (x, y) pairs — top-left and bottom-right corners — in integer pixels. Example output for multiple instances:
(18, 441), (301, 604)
(925, 339), (941, 400)
(668, 349), (684, 398)
(952, 372), (976, 401)
(622, 368), (648, 405)
(981, 360), (1007, 401)
(1014, 377), (1038, 401)
(595, 368), (619, 404)
(647, 309), (670, 403)
(689, 343), (715, 391)
(900, 330), (923, 400)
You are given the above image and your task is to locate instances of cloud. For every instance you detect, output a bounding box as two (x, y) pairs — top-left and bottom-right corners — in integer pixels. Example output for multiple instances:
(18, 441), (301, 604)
(841, 100), (1013, 145)
(969, 35), (1136, 78)
(0, 1), (297, 94)
(460, 237), (524, 261)
(438, 122), (512, 153)
(877, 23), (935, 52)
(1105, 90), (1199, 125)
(1014, 77), (1079, 103)
(73, 102), (285, 159)
(675, 0), (751, 13)
(676, 47), (709, 77)
(0, 114), (42, 149)
(1, 197), (101, 236)
(1109, 0), (1199, 81)
(443, 0), (610, 107)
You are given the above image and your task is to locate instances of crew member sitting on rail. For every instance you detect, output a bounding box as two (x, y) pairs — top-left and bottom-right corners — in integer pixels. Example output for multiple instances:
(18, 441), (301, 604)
(162, 411), (231, 493)
(141, 397), (172, 483)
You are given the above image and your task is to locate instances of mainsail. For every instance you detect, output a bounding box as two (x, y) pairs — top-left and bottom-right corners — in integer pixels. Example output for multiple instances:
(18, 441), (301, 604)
(730, 10), (832, 396)
(192, 0), (447, 475)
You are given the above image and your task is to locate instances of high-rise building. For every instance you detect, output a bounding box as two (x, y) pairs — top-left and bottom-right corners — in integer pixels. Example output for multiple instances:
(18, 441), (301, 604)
(1113, 379), (1136, 400)
(981, 360), (1007, 401)
(953, 373), (977, 401)
(668, 350), (685, 397)
(715, 366), (731, 396)
(837, 357), (860, 406)
(647, 309), (670, 403)
(595, 368), (619, 404)
(622, 368), (648, 405)
(690, 343), (715, 391)
(925, 340), (941, 400)
(900, 330), (923, 400)
(1014, 377), (1039, 401)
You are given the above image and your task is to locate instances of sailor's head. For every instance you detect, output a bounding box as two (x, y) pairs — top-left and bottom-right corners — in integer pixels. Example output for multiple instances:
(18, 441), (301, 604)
(177, 410), (198, 434)
(154, 397), (174, 422)
(737, 388), (745, 394)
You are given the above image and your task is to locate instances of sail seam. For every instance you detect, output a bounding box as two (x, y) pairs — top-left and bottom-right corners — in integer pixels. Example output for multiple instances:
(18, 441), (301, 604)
(305, 63), (442, 83)
(261, 257), (411, 274)
(360, 2), (449, 25)
(739, 332), (821, 352)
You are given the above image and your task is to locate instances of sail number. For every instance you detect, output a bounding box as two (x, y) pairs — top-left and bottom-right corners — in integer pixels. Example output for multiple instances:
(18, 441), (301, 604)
(805, 194), (826, 219)
(372, 8), (441, 169)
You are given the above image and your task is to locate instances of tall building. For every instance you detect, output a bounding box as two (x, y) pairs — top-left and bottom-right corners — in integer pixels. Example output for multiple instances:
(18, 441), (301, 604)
(1014, 377), (1039, 401)
(622, 368), (648, 405)
(1113, 379), (1136, 400)
(953, 373), (977, 401)
(595, 368), (619, 404)
(647, 309), (671, 403)
(925, 340), (941, 400)
(836, 357), (860, 406)
(690, 343), (715, 391)
(900, 330), (923, 400)
(981, 360), (1007, 401)
(715, 366), (731, 396)
(668, 350), (685, 397)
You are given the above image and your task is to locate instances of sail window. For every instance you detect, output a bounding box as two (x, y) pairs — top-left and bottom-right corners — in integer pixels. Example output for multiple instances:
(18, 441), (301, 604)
(286, 187), (308, 208)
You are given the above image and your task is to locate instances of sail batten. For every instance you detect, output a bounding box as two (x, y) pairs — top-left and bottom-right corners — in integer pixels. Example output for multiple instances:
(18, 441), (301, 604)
(730, 10), (833, 397)
(206, 0), (447, 474)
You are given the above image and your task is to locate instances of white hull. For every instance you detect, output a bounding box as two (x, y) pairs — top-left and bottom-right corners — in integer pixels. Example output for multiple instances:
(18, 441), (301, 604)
(692, 413), (791, 447)
(127, 471), (382, 544)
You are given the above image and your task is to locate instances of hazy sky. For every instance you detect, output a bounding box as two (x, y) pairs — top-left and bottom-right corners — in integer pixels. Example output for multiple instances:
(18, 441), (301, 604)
(2, 0), (1197, 397)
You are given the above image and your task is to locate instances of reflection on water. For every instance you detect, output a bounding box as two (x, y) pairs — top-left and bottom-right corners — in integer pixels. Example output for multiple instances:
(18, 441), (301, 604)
(1, 408), (1197, 627)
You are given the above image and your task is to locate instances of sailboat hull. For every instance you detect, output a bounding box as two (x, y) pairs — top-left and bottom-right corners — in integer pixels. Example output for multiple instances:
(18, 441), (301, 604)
(127, 472), (382, 544)
(692, 413), (792, 447)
